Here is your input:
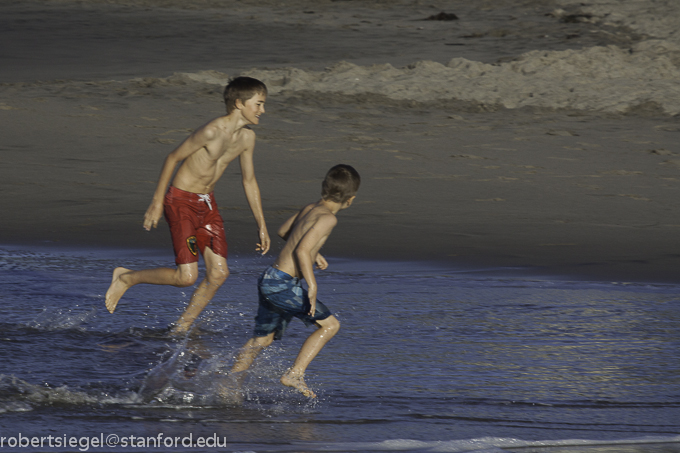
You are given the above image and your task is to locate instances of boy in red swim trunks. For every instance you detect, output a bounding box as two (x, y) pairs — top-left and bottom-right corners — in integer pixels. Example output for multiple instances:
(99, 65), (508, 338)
(105, 77), (271, 335)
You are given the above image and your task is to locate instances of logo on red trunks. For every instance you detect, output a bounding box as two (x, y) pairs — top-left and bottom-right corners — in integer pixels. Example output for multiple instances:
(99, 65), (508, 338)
(186, 236), (198, 256)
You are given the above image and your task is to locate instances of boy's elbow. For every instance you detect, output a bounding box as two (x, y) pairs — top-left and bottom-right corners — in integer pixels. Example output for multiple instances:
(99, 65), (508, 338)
(241, 172), (257, 187)
(294, 247), (310, 262)
(164, 153), (179, 166)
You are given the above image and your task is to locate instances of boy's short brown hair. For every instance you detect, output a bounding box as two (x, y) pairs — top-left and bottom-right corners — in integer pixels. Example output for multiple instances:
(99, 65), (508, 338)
(224, 77), (268, 114)
(322, 164), (361, 203)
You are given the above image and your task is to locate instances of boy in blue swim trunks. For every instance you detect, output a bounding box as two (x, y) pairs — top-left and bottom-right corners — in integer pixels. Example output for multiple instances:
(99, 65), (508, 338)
(230, 164), (361, 398)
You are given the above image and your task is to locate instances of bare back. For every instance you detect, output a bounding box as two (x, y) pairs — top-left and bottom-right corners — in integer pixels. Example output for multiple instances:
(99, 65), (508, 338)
(273, 201), (338, 279)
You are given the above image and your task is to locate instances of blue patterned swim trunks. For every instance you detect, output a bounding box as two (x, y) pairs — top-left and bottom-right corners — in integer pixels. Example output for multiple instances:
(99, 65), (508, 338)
(254, 266), (332, 340)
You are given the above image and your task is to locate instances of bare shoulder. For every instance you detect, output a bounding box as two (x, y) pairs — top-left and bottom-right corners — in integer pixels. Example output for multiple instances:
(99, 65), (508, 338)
(291, 203), (336, 234)
(239, 126), (256, 144)
(193, 117), (223, 140)
(310, 208), (338, 230)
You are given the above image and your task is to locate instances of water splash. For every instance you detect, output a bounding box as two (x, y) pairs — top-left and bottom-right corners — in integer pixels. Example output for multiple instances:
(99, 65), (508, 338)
(24, 308), (97, 331)
(0, 374), (138, 408)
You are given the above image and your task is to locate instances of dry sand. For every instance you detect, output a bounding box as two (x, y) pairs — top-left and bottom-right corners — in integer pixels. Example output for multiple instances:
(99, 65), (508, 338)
(1, 0), (680, 282)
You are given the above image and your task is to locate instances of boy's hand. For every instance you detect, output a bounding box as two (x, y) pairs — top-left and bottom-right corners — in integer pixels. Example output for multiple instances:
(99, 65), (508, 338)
(256, 227), (271, 255)
(307, 286), (317, 317)
(143, 203), (164, 231)
(315, 254), (328, 270)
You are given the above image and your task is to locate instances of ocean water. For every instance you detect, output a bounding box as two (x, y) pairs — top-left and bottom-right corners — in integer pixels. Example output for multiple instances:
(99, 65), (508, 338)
(0, 245), (679, 453)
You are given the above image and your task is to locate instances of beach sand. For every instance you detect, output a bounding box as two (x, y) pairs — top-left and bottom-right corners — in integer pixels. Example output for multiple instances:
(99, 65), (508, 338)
(2, 0), (680, 283)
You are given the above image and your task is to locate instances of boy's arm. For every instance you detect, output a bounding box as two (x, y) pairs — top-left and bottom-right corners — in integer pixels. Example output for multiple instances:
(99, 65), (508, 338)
(294, 215), (337, 316)
(142, 128), (216, 231)
(277, 211), (301, 240)
(239, 143), (270, 254)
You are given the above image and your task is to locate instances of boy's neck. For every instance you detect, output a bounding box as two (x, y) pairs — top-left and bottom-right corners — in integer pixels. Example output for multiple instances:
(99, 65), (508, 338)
(222, 112), (245, 130)
(319, 198), (343, 215)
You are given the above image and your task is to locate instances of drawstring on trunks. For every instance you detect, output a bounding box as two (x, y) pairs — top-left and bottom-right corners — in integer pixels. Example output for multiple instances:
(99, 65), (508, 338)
(198, 194), (213, 210)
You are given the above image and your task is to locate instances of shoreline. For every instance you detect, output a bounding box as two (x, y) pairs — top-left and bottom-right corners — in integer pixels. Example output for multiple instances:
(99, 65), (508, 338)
(3, 214), (680, 285)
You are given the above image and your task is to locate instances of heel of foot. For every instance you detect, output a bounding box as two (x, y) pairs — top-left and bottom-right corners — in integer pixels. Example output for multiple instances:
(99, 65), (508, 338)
(281, 372), (316, 398)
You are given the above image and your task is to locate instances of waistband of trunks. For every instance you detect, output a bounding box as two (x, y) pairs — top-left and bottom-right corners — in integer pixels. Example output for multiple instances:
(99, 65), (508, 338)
(262, 265), (299, 283)
(167, 186), (215, 203)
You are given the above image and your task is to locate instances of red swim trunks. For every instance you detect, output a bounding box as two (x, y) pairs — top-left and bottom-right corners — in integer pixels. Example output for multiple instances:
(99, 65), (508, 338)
(163, 186), (228, 265)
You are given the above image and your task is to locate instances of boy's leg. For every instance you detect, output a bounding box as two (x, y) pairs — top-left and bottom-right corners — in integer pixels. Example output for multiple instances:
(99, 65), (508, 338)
(231, 333), (275, 373)
(171, 247), (229, 334)
(105, 263), (198, 314)
(281, 315), (340, 398)
(216, 333), (274, 404)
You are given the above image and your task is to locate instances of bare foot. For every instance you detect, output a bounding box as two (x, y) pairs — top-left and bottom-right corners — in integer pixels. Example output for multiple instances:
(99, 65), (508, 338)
(168, 323), (190, 337)
(105, 267), (131, 313)
(215, 373), (244, 405)
(281, 370), (316, 398)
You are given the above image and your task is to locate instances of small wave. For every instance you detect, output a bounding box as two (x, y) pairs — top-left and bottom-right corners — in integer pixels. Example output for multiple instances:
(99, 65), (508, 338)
(5, 39), (679, 116)
(297, 436), (680, 452)
(243, 42), (680, 115)
(0, 401), (33, 413)
(146, 39), (680, 115)
(556, 0), (680, 44)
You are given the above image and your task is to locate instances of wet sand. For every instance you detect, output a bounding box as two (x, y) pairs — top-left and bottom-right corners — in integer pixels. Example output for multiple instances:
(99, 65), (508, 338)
(2, 0), (680, 283)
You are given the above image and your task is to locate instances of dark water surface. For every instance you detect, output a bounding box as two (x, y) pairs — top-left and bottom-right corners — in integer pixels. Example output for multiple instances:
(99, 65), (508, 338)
(0, 245), (679, 452)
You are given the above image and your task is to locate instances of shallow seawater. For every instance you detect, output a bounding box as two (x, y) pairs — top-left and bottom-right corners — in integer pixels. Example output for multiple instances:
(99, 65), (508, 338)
(0, 245), (679, 453)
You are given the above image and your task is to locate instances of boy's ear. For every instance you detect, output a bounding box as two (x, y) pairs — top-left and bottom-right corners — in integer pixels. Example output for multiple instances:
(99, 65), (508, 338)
(234, 98), (244, 110)
(344, 196), (356, 208)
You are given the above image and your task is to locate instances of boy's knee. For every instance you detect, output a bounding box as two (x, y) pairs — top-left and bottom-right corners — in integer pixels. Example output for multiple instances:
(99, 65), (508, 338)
(175, 263), (199, 287)
(322, 317), (340, 335)
(204, 257), (229, 286)
(207, 266), (229, 286)
(176, 272), (198, 287)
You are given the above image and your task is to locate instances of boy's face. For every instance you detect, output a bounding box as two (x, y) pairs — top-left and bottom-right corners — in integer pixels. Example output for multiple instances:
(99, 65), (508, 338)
(238, 93), (266, 125)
